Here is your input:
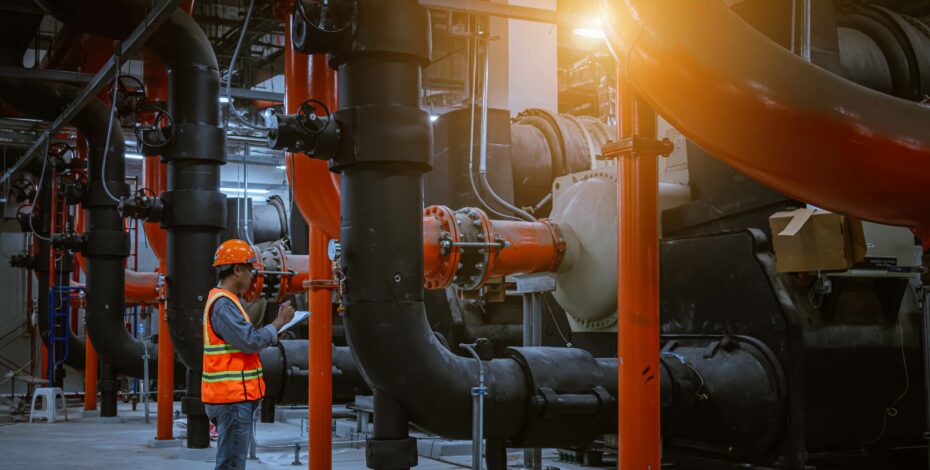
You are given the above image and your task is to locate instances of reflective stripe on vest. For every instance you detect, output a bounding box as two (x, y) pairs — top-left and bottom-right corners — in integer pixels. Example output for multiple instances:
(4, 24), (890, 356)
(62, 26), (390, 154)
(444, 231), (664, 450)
(202, 368), (264, 382)
(201, 287), (266, 404)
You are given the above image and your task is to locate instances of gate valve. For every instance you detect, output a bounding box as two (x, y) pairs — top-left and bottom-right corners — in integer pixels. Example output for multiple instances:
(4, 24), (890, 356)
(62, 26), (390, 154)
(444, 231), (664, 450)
(59, 174), (88, 205)
(267, 99), (340, 159)
(47, 143), (76, 171)
(119, 188), (164, 222)
(50, 231), (86, 252)
(15, 205), (36, 233)
(109, 75), (147, 118)
(9, 251), (36, 269)
(10, 177), (36, 202)
(134, 104), (174, 155)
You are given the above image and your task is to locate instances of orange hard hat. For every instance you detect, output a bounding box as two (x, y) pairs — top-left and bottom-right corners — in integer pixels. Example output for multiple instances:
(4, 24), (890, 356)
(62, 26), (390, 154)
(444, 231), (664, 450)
(213, 239), (257, 267)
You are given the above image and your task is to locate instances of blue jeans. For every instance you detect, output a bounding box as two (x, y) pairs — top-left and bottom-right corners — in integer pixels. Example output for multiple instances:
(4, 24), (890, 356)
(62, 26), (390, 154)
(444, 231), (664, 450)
(205, 401), (259, 470)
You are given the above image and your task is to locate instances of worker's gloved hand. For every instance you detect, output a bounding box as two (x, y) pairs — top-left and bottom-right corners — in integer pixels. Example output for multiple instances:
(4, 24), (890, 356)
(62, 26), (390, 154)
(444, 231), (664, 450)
(272, 300), (296, 332)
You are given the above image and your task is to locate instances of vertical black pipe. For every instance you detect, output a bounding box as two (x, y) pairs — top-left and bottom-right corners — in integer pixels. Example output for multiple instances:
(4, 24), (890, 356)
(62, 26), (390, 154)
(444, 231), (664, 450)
(329, 2), (432, 468)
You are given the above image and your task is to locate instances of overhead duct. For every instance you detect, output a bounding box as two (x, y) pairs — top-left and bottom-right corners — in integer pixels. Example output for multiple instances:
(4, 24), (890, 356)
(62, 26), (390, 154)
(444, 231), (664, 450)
(37, 0), (227, 448)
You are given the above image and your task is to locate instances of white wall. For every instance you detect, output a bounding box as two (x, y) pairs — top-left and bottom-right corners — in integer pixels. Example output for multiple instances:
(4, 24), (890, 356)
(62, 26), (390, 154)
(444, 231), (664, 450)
(488, 0), (559, 115)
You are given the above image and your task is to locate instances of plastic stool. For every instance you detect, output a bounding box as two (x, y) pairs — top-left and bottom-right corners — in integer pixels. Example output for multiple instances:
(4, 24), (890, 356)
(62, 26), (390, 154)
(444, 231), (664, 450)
(29, 387), (68, 423)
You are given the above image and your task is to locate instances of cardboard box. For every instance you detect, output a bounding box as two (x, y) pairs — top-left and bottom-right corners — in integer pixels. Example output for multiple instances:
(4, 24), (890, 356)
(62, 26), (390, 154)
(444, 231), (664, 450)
(768, 208), (867, 273)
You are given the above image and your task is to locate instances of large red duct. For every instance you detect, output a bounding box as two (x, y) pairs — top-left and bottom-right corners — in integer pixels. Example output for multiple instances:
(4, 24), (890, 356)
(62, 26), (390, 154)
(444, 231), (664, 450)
(600, 0), (930, 233)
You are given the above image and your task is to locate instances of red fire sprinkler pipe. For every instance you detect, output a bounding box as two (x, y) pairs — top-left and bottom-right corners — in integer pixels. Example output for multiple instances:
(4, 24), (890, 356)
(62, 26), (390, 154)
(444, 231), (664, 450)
(283, 13), (338, 469)
(605, 68), (666, 469)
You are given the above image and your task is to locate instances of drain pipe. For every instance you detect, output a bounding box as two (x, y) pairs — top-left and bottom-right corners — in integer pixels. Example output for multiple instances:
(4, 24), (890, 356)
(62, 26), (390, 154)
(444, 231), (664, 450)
(38, 0), (227, 447)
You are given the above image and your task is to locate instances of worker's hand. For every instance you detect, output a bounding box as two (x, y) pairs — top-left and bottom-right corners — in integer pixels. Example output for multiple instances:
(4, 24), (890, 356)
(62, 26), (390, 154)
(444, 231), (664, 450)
(272, 300), (295, 331)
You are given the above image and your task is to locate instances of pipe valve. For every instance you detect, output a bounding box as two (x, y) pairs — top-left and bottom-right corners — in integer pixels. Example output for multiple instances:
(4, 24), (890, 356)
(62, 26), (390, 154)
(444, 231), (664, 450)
(51, 231), (86, 252)
(267, 99), (341, 159)
(119, 188), (164, 222)
(9, 251), (36, 269)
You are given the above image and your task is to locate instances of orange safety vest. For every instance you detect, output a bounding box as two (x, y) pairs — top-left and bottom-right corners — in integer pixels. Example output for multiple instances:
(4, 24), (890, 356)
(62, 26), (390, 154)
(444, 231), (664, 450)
(201, 288), (266, 404)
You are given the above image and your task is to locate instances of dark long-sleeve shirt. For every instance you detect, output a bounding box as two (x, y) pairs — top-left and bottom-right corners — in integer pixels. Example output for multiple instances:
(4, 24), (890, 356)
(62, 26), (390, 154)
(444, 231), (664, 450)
(209, 296), (278, 353)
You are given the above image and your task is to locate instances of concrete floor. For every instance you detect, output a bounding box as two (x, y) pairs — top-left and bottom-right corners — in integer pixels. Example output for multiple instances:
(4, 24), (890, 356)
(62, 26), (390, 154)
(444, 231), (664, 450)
(0, 400), (598, 469)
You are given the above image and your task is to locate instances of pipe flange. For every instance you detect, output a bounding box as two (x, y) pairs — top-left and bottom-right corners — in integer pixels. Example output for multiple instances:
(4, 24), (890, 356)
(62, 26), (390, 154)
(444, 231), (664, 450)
(452, 207), (494, 290)
(244, 245), (266, 302)
(423, 205), (460, 290)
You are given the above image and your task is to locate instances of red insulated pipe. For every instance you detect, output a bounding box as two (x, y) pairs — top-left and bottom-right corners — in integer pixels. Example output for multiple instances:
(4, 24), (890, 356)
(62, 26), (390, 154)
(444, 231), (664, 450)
(284, 22), (340, 239)
(142, 159), (167, 261)
(488, 219), (563, 276)
(601, 0), (930, 233)
(422, 207), (564, 290)
(615, 70), (662, 469)
(283, 15), (338, 469)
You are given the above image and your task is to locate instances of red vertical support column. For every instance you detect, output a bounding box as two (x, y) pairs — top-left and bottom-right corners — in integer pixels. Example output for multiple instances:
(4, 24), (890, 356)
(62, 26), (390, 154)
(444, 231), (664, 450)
(155, 261), (173, 440)
(284, 15), (338, 469)
(307, 226), (333, 470)
(615, 67), (662, 469)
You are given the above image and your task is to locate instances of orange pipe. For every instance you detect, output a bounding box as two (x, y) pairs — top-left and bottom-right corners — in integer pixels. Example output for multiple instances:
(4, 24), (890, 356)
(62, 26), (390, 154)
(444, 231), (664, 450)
(601, 0), (930, 231)
(278, 252), (309, 300)
(307, 226), (333, 470)
(488, 220), (562, 276)
(84, 336), (97, 411)
(142, 156), (167, 261)
(282, 211), (564, 292)
(615, 70), (661, 470)
(284, 22), (340, 239)
(422, 207), (563, 289)
(282, 13), (339, 468)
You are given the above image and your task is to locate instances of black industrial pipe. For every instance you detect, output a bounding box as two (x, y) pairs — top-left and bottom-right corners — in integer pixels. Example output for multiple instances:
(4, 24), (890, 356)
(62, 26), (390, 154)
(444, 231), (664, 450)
(37, 0), (226, 447)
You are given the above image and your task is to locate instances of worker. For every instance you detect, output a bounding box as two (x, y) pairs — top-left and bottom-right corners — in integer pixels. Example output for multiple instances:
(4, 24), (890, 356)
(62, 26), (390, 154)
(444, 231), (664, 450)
(202, 238), (295, 470)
